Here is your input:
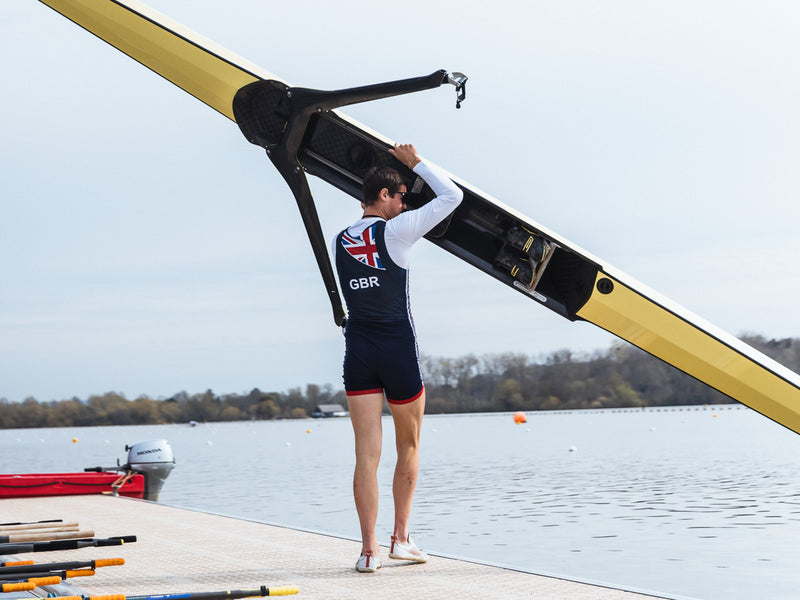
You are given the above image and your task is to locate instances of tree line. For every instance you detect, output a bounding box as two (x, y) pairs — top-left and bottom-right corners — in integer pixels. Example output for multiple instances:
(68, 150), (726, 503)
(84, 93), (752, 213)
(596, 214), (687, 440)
(1, 335), (797, 429)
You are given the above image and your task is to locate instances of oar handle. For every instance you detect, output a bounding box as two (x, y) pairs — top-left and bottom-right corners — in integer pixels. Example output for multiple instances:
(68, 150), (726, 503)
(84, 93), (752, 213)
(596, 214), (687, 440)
(1, 527), (82, 535)
(95, 558), (125, 568)
(65, 569), (95, 578)
(1, 582), (35, 592)
(1, 530), (94, 543)
(262, 589), (299, 597)
(0, 522), (79, 532)
(28, 576), (62, 586)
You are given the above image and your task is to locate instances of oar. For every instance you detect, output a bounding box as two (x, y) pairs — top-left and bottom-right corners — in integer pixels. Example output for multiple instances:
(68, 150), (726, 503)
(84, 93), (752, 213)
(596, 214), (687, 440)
(0, 530), (94, 543)
(0, 576), (62, 591)
(0, 568), (94, 582)
(0, 558), (123, 576)
(0, 519), (63, 527)
(0, 522), (80, 532)
(69, 587), (300, 600)
(0, 535), (136, 554)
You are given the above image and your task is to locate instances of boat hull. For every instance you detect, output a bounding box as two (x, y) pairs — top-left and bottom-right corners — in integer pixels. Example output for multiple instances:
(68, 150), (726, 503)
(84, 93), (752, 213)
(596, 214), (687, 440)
(0, 472), (145, 499)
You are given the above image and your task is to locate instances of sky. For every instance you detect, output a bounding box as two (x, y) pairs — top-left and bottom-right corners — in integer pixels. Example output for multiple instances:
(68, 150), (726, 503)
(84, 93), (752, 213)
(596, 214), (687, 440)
(2, 1), (799, 403)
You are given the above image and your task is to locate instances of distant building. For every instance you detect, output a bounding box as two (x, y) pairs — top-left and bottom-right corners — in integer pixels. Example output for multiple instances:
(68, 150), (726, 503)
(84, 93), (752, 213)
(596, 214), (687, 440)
(311, 404), (349, 418)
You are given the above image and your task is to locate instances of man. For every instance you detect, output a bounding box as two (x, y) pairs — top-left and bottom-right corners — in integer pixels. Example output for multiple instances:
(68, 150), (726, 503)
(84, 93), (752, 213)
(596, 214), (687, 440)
(333, 143), (463, 572)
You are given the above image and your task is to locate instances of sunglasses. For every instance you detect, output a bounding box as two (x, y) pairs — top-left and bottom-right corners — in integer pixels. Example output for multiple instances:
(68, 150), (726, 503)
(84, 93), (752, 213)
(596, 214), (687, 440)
(389, 190), (407, 199)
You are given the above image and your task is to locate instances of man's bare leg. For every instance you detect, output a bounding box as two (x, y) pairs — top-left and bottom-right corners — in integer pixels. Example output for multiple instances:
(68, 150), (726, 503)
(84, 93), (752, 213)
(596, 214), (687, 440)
(347, 392), (385, 556)
(388, 390), (425, 543)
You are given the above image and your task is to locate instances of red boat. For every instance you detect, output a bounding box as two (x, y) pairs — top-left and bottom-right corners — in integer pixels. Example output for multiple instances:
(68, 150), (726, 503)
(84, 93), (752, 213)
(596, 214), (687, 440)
(0, 440), (174, 501)
(0, 471), (145, 499)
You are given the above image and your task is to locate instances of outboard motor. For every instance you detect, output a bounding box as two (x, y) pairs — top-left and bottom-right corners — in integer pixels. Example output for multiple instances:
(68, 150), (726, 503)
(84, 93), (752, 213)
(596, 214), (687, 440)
(126, 439), (176, 501)
(85, 439), (175, 501)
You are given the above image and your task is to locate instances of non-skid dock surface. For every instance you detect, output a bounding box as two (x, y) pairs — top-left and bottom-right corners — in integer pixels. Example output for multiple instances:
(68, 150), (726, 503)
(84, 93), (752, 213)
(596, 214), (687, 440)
(1, 495), (669, 600)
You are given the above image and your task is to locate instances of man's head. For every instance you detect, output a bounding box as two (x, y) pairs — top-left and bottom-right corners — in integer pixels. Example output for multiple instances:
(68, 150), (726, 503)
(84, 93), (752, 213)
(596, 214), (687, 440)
(361, 166), (408, 219)
(362, 166), (406, 206)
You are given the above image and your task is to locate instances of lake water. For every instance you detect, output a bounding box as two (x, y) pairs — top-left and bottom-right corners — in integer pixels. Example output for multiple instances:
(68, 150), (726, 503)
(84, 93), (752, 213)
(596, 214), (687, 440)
(2, 406), (799, 600)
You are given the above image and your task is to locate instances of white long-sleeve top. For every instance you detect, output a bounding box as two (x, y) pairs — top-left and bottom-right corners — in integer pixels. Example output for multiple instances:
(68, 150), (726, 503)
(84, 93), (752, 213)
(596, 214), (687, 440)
(332, 160), (463, 268)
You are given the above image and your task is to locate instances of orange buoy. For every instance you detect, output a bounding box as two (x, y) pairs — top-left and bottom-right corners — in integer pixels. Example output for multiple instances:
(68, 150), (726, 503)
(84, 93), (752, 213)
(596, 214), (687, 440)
(513, 411), (527, 424)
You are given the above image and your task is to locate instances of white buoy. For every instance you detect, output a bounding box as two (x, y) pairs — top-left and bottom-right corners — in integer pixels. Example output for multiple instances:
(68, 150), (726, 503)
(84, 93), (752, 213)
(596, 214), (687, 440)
(569, 445), (577, 452)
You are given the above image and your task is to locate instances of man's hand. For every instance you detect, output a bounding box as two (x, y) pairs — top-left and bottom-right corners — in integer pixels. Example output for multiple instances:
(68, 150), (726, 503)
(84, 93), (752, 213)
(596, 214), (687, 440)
(389, 143), (421, 170)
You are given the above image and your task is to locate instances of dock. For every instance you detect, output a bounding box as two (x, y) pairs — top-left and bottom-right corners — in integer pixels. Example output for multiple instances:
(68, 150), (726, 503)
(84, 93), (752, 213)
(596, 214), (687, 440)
(1, 495), (672, 600)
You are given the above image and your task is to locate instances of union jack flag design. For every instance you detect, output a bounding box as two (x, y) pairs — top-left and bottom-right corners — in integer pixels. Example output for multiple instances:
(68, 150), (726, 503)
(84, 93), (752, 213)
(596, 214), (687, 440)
(341, 223), (385, 269)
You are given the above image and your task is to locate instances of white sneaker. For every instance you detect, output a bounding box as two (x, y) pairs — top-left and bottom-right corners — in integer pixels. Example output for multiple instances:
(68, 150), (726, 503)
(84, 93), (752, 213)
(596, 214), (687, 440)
(389, 535), (428, 563)
(355, 550), (381, 573)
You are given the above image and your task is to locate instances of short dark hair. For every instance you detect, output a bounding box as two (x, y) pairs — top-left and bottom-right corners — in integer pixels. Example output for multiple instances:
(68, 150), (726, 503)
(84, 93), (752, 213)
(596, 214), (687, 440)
(362, 166), (406, 206)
